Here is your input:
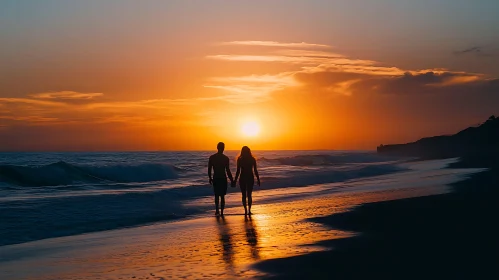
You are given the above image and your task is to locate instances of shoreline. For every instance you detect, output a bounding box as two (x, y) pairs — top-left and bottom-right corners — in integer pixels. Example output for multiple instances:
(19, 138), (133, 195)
(0, 151), (406, 247)
(0, 158), (487, 279)
(0, 158), (457, 247)
(255, 156), (499, 279)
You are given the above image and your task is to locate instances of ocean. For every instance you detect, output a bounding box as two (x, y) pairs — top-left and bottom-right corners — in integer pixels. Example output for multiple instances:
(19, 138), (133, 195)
(0, 151), (475, 247)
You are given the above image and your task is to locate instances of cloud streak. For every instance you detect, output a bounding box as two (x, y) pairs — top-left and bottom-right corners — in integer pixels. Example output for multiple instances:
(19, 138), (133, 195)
(204, 73), (298, 102)
(0, 97), (66, 106)
(30, 91), (104, 100)
(207, 40), (495, 98)
(296, 70), (497, 97)
(220, 41), (330, 48)
(2, 40), (496, 130)
(0, 94), (208, 128)
(454, 46), (493, 57)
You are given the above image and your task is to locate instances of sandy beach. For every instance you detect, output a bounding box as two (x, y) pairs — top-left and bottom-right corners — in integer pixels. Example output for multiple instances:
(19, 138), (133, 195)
(256, 156), (499, 279)
(0, 159), (482, 279)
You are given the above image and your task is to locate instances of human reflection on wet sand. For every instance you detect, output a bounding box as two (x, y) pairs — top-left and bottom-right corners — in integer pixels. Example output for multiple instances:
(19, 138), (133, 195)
(215, 214), (261, 274)
(244, 215), (260, 260)
(216, 216), (234, 271)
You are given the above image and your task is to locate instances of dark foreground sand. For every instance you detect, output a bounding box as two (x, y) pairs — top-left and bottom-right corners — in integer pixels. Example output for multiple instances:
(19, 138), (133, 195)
(255, 156), (499, 279)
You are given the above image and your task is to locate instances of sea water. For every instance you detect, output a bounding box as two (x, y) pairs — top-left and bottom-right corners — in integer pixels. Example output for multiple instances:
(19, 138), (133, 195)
(0, 150), (467, 246)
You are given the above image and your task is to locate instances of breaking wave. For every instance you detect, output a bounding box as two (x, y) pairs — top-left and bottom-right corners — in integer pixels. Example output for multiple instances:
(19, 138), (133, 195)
(0, 161), (180, 187)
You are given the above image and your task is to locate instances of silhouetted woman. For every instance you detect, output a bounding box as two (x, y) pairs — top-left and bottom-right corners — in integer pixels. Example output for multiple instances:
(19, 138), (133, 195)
(234, 146), (260, 215)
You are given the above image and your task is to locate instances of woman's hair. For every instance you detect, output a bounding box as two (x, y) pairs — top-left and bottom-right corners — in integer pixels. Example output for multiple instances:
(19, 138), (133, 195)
(238, 146), (253, 160)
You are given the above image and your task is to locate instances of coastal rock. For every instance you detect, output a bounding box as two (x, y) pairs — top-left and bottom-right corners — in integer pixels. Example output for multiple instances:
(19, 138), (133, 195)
(377, 116), (499, 158)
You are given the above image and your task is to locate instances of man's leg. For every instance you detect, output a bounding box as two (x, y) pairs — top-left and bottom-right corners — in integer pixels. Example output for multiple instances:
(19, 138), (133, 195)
(215, 195), (220, 215)
(220, 195), (225, 216)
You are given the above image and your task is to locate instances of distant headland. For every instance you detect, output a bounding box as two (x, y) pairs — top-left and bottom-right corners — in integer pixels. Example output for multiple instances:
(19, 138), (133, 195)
(377, 115), (499, 159)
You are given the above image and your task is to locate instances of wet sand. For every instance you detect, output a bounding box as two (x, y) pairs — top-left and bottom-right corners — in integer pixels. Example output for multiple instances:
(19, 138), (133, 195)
(256, 159), (499, 279)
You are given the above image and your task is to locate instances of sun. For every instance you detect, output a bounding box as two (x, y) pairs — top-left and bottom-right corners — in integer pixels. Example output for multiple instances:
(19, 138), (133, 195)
(241, 121), (260, 137)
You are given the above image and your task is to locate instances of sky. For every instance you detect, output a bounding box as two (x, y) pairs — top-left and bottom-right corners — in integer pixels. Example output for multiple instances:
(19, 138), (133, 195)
(1, 0), (498, 151)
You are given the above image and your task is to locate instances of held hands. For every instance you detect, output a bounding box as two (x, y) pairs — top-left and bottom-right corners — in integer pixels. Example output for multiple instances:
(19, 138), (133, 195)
(222, 178), (260, 187)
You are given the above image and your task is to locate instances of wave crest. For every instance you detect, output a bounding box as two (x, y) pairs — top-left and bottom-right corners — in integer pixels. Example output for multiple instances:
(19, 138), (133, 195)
(0, 161), (180, 187)
(260, 153), (397, 166)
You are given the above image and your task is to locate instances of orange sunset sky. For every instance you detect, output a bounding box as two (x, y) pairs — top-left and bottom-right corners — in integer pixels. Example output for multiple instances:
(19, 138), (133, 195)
(1, 1), (499, 151)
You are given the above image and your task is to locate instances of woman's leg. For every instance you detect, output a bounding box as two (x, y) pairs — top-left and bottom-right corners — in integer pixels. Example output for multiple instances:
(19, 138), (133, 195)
(247, 191), (252, 214)
(247, 180), (254, 214)
(240, 182), (248, 215)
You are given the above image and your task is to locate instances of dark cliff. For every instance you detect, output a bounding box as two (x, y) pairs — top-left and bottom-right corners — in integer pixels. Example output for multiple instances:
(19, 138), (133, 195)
(377, 116), (499, 159)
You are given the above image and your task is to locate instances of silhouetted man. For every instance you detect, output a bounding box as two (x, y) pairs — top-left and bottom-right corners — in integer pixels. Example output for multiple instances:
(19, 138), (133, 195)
(208, 142), (234, 216)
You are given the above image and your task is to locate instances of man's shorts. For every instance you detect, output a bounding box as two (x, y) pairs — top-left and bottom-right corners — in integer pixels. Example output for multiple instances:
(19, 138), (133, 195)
(213, 178), (228, 196)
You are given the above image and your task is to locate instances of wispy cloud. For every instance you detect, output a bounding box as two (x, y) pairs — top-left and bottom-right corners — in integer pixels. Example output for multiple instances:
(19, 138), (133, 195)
(220, 41), (330, 48)
(0, 97), (66, 106)
(206, 54), (376, 69)
(435, 75), (482, 86)
(209, 74), (297, 85)
(456, 46), (482, 54)
(0, 94), (202, 127)
(2, 41), (494, 129)
(207, 40), (492, 98)
(206, 43), (408, 98)
(206, 54), (342, 65)
(30, 91), (104, 100)
(0, 116), (59, 122)
(301, 60), (402, 76)
(204, 73), (298, 103)
(274, 49), (344, 58)
(207, 53), (401, 76)
(325, 79), (362, 96)
(201, 86), (274, 103)
(454, 46), (493, 57)
(207, 55), (299, 62)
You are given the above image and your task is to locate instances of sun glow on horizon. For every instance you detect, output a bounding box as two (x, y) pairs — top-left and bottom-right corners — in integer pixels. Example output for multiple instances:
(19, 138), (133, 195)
(241, 121), (260, 137)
